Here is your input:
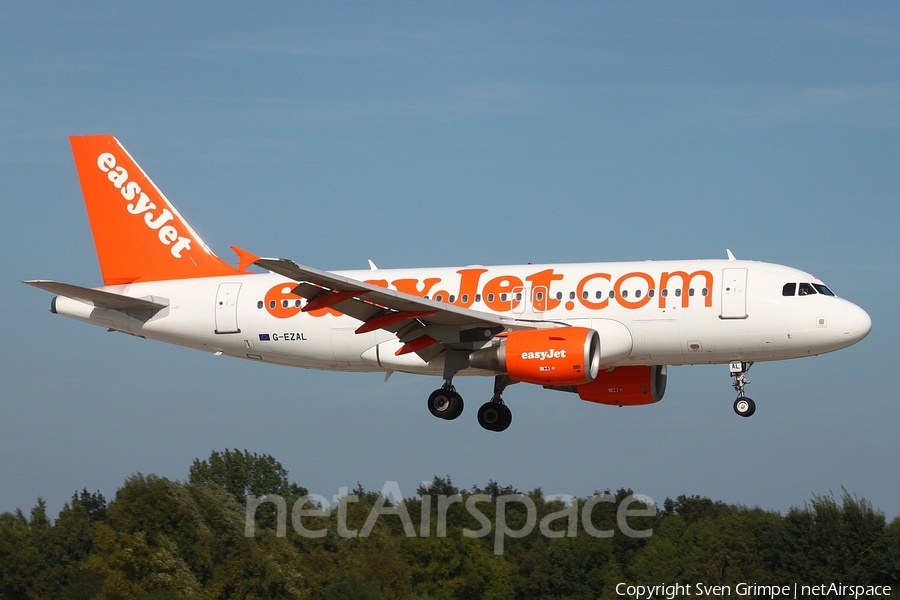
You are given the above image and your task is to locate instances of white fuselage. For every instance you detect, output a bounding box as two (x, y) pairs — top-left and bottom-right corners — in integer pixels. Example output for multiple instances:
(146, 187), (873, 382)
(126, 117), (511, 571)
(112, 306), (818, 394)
(52, 258), (872, 378)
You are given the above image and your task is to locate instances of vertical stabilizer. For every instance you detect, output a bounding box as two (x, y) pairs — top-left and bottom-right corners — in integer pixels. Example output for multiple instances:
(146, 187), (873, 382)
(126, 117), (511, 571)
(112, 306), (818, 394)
(69, 135), (241, 285)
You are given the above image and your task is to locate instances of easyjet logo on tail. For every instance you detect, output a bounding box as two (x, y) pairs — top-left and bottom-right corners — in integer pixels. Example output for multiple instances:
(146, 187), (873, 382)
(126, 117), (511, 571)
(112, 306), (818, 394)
(96, 152), (193, 258)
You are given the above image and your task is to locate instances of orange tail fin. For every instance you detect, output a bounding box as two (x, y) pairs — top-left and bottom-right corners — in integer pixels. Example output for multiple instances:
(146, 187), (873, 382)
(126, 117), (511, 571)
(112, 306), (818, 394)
(69, 135), (241, 285)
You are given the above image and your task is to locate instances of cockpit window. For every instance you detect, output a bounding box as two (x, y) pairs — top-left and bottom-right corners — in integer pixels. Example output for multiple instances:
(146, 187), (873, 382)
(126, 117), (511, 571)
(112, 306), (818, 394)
(798, 283), (817, 296)
(786, 282), (836, 297)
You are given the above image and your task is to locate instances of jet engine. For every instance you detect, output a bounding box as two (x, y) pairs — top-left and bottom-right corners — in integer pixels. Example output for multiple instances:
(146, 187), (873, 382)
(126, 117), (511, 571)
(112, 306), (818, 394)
(575, 365), (667, 405)
(468, 327), (601, 386)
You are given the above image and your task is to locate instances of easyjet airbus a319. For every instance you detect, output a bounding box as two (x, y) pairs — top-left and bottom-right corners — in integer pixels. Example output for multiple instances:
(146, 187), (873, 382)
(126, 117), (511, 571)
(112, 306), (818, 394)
(27, 136), (872, 431)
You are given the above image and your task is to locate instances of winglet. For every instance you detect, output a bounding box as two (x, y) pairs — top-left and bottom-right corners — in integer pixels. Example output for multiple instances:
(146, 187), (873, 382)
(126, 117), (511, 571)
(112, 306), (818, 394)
(231, 246), (261, 273)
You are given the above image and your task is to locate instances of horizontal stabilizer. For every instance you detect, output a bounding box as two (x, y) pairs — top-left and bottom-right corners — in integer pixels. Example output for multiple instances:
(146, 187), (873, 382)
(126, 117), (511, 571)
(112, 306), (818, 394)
(24, 280), (168, 312)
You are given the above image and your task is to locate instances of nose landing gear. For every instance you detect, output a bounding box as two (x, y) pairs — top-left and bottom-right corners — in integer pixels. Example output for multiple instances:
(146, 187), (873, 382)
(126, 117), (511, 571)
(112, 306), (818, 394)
(733, 396), (756, 417)
(730, 361), (756, 417)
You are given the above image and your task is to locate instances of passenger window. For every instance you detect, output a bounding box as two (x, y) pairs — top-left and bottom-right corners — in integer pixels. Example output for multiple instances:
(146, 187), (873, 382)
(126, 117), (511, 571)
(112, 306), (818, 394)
(582, 291), (589, 300)
(635, 289), (642, 298)
(798, 283), (816, 296)
(609, 290), (616, 298)
(487, 294), (494, 302)
(675, 289), (682, 297)
(257, 301), (263, 309)
(595, 291), (602, 299)
(662, 289), (668, 297)
(556, 292), (563, 300)
(449, 295), (456, 303)
(475, 294), (481, 302)
(569, 291), (576, 300)
(500, 293), (508, 302)
(461, 294), (469, 303)
(648, 289), (655, 298)
(269, 300), (276, 309)
(622, 290), (629, 298)
(702, 288), (708, 297)
(782, 283), (796, 296)
(689, 288), (695, 297)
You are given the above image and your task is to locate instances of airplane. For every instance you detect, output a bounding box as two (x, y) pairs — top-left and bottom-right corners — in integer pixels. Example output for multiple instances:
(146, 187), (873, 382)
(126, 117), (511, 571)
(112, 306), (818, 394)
(26, 135), (872, 432)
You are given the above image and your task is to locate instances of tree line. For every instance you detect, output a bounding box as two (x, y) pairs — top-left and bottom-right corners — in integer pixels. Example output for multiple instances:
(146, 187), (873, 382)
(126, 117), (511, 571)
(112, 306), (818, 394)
(0, 449), (897, 599)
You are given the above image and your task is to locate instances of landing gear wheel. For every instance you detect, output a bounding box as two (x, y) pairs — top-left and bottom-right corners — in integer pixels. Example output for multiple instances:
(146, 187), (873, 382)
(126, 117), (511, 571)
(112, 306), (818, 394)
(495, 404), (512, 431)
(428, 389), (464, 420)
(729, 362), (756, 418)
(733, 396), (756, 417)
(446, 392), (464, 420)
(477, 402), (512, 432)
(477, 402), (500, 429)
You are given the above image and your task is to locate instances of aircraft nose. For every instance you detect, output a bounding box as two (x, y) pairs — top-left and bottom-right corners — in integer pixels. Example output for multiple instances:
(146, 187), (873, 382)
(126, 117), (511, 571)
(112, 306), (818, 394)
(842, 302), (872, 345)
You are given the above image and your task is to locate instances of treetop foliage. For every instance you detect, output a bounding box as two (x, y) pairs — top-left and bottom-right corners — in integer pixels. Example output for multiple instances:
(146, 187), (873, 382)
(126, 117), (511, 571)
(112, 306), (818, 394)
(0, 450), (896, 599)
(188, 448), (307, 502)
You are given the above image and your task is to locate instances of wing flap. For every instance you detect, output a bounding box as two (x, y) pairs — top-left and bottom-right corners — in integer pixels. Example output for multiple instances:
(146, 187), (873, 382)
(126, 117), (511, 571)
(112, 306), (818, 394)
(24, 280), (168, 312)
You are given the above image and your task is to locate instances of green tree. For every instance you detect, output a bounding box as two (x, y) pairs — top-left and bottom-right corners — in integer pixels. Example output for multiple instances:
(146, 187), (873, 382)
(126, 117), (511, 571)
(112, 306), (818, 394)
(321, 572), (382, 600)
(188, 449), (306, 502)
(32, 490), (108, 599)
(869, 516), (900, 584)
(0, 509), (41, 598)
(189, 449), (307, 534)
(84, 474), (308, 599)
(778, 489), (890, 582)
(417, 475), (459, 498)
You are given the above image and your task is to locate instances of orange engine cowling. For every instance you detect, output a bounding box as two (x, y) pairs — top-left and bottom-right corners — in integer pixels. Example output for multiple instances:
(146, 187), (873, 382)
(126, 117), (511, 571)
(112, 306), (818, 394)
(468, 327), (601, 386)
(576, 365), (667, 406)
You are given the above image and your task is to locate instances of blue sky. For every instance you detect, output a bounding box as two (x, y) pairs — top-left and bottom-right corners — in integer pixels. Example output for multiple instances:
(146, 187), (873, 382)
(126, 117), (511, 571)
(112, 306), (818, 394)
(2, 2), (898, 520)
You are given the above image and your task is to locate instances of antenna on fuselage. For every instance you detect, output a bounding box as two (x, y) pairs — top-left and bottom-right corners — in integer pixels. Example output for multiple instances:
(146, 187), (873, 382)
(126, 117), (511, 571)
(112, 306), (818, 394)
(726, 249), (737, 261)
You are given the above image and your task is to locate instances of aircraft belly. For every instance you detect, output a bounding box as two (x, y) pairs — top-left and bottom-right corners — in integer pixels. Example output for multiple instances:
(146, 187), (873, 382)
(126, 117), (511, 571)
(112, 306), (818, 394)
(244, 308), (375, 370)
(629, 319), (685, 363)
(330, 327), (380, 369)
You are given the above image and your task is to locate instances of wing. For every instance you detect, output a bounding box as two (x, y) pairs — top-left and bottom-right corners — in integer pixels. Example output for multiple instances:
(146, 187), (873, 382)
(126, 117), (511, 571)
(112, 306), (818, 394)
(243, 248), (551, 360)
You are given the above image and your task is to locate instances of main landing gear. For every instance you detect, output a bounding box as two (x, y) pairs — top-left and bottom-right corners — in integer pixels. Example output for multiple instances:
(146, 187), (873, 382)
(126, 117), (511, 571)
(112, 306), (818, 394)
(476, 375), (514, 433)
(427, 374), (516, 432)
(427, 349), (467, 421)
(730, 361), (756, 417)
(427, 384), (464, 421)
